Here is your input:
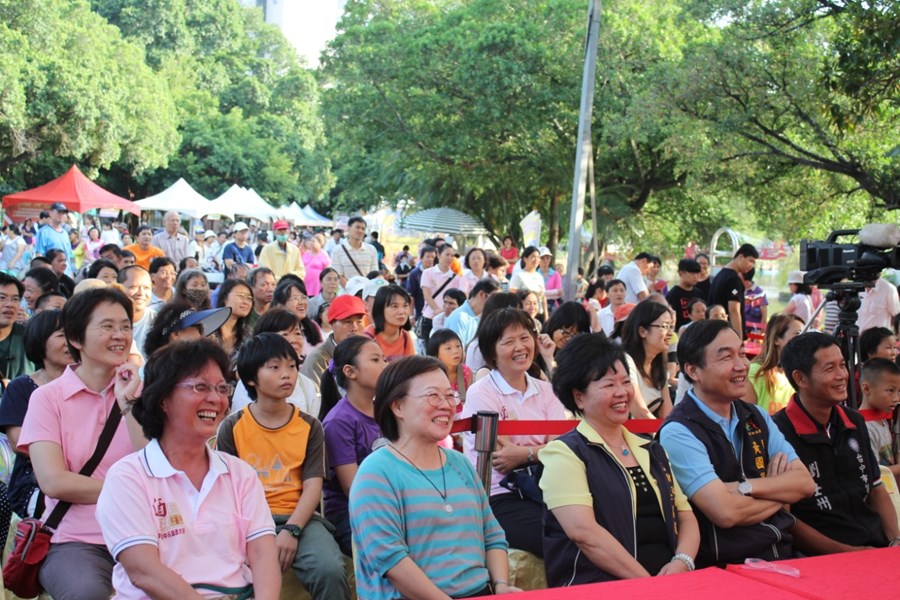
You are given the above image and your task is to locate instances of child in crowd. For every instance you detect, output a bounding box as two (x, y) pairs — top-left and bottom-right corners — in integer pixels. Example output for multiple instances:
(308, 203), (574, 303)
(427, 328), (471, 413)
(859, 358), (900, 484)
(706, 304), (728, 321)
(678, 297), (707, 335)
(218, 333), (350, 599)
(320, 336), (387, 556)
(860, 327), (898, 363)
(431, 287), (467, 333)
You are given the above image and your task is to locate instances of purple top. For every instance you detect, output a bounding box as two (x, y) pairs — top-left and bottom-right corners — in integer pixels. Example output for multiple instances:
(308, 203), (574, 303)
(322, 396), (383, 523)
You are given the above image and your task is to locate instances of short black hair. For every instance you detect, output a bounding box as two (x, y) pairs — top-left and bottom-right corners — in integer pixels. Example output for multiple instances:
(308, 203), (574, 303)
(136, 224), (153, 235)
(270, 279), (322, 346)
(543, 301), (591, 340)
(319, 267), (338, 283)
(419, 245), (437, 259)
(552, 333), (628, 415)
(236, 332), (299, 401)
(348, 216), (366, 228)
(119, 250), (136, 260)
(677, 319), (735, 383)
(634, 252), (653, 261)
(372, 284), (411, 334)
(677, 258), (701, 274)
(45, 248), (66, 263)
(23, 267), (59, 295)
(133, 339), (231, 439)
(606, 278), (626, 291)
(734, 243), (759, 259)
(62, 287), (133, 362)
(247, 266), (274, 288)
(178, 256), (198, 272)
(87, 259), (119, 280)
(586, 280), (605, 300)
(253, 307), (302, 340)
(687, 297), (707, 313)
(442, 288), (467, 308)
(374, 356), (446, 442)
(35, 291), (66, 311)
(519, 246), (539, 267)
(861, 357), (900, 385)
(0, 271), (24, 297)
(479, 308), (538, 369)
(149, 256), (176, 275)
(781, 332), (841, 390)
(859, 327), (894, 363)
(743, 267), (756, 283)
(426, 328), (463, 358)
(98, 244), (121, 257)
(25, 309), (64, 370)
(469, 278), (499, 299)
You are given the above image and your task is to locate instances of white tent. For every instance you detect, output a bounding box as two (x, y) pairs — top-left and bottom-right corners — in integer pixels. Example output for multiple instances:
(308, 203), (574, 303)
(134, 178), (210, 219)
(204, 185), (279, 221)
(302, 204), (334, 227)
(241, 188), (280, 220)
(278, 202), (310, 226)
(201, 184), (242, 220)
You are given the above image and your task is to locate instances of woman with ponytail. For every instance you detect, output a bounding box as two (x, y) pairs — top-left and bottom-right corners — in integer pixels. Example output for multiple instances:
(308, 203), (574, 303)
(321, 335), (387, 555)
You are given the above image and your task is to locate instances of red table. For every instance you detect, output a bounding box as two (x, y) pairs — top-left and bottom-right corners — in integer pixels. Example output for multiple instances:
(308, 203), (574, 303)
(472, 567), (807, 599)
(725, 547), (900, 600)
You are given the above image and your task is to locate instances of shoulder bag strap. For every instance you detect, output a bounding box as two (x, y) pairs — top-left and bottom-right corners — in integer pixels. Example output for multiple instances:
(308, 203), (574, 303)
(342, 244), (364, 276)
(430, 272), (455, 300)
(43, 401), (123, 530)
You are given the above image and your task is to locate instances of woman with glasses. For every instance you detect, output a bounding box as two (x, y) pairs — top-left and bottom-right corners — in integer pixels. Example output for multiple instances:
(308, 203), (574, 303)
(272, 277), (324, 364)
(18, 288), (147, 599)
(97, 339), (280, 600)
(543, 301), (593, 353)
(350, 355), (518, 599)
(459, 308), (566, 560)
(540, 333), (699, 586)
(621, 301), (676, 419)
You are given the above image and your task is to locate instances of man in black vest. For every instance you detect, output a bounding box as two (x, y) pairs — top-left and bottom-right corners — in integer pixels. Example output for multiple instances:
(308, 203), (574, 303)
(659, 319), (815, 566)
(775, 333), (900, 553)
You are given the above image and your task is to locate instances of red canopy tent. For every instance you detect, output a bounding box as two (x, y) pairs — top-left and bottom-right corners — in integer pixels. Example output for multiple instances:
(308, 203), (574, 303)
(2, 165), (139, 221)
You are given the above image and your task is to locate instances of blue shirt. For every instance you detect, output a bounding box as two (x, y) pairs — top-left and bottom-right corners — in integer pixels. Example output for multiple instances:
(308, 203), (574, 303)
(34, 224), (72, 262)
(659, 390), (799, 498)
(444, 301), (478, 347)
(222, 242), (254, 265)
(350, 447), (507, 600)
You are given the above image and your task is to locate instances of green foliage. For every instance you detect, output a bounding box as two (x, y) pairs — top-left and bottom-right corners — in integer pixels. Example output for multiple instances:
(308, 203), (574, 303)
(0, 0), (179, 190)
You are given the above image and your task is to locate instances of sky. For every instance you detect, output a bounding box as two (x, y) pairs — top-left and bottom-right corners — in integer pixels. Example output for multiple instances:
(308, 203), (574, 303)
(270, 0), (345, 68)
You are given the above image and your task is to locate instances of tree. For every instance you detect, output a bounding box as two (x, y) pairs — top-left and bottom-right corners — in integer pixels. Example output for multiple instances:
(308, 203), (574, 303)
(0, 0), (179, 191)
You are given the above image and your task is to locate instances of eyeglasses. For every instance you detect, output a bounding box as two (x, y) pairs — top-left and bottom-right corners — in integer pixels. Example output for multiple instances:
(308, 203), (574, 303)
(648, 323), (674, 332)
(410, 390), (460, 407)
(176, 381), (234, 397)
(95, 323), (133, 335)
(232, 293), (253, 301)
(0, 294), (20, 305)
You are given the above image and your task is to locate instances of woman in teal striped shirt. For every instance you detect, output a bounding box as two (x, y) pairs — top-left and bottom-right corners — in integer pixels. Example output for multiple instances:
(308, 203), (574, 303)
(349, 356), (518, 599)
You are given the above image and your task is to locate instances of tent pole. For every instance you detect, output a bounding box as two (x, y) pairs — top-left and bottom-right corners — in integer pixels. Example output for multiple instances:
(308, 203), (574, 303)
(563, 0), (602, 301)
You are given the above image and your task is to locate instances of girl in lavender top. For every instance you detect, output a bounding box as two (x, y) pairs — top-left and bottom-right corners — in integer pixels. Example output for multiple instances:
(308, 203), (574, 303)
(321, 335), (387, 555)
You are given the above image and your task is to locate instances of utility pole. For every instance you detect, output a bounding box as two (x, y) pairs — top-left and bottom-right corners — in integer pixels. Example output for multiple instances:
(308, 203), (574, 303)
(563, 0), (602, 301)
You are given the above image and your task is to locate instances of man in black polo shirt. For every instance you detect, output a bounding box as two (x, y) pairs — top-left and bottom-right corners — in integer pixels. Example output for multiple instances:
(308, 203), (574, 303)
(775, 333), (900, 553)
(708, 243), (758, 338)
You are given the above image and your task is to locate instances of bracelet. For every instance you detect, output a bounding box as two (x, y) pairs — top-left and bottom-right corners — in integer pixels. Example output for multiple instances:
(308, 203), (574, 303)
(672, 553), (695, 571)
(527, 447), (535, 463)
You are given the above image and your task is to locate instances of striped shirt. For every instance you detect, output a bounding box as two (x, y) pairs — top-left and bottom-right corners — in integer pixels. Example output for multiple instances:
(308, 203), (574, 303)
(349, 447), (507, 599)
(331, 240), (378, 280)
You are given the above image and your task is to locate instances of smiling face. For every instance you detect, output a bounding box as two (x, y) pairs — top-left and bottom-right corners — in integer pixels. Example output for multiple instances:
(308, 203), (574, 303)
(573, 361), (634, 428)
(162, 360), (230, 442)
(392, 369), (456, 442)
(639, 310), (675, 356)
(71, 301), (133, 370)
(521, 292), (540, 318)
(225, 283), (254, 319)
(123, 269), (152, 315)
(137, 228), (153, 249)
(494, 324), (535, 377)
(524, 251), (540, 271)
(283, 286), (309, 320)
(348, 220), (366, 243)
(795, 344), (848, 406)
(44, 328), (73, 370)
(0, 284), (20, 328)
(686, 328), (749, 407)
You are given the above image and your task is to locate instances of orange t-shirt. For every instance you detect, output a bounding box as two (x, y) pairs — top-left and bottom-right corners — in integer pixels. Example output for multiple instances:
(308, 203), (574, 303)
(123, 243), (166, 270)
(363, 325), (415, 363)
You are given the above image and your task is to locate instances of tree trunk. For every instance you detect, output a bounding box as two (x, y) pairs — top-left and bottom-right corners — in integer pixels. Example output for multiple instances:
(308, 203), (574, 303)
(548, 193), (560, 255)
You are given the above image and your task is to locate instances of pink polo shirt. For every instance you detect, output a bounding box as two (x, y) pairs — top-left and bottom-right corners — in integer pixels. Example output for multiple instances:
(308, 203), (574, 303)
(18, 365), (134, 545)
(460, 370), (566, 496)
(97, 439), (275, 599)
(420, 266), (466, 319)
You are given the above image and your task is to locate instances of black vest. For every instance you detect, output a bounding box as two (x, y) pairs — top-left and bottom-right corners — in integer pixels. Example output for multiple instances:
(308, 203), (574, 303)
(543, 429), (679, 587)
(661, 395), (795, 566)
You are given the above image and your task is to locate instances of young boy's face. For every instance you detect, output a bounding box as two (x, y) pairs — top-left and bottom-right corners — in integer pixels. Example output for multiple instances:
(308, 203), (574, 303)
(690, 302), (707, 322)
(679, 270), (699, 288)
(253, 355), (299, 401)
(443, 297), (459, 316)
(863, 373), (900, 412)
(872, 336), (899, 362)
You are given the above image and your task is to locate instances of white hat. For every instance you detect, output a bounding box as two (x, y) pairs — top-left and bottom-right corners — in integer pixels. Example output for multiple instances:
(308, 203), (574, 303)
(787, 270), (806, 285)
(539, 246), (553, 257)
(204, 230), (216, 239)
(345, 275), (369, 298)
(232, 222), (249, 232)
(363, 278), (389, 300)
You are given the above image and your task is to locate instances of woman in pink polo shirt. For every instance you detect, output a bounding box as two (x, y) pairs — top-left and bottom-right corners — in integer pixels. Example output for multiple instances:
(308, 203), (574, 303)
(18, 288), (146, 599)
(97, 340), (280, 599)
(460, 308), (567, 560)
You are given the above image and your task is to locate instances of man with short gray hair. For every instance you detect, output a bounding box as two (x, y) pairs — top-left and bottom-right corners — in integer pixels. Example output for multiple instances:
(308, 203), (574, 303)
(151, 211), (190, 264)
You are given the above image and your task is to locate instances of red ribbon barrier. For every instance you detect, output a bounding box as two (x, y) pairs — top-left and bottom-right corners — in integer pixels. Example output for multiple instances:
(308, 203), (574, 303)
(450, 418), (662, 436)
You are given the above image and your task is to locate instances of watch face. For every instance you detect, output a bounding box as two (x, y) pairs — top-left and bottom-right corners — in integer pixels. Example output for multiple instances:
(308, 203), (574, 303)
(738, 481), (752, 495)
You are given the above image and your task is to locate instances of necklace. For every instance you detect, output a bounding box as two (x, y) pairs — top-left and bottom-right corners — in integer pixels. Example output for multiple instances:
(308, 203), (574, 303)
(604, 439), (630, 456)
(389, 444), (453, 514)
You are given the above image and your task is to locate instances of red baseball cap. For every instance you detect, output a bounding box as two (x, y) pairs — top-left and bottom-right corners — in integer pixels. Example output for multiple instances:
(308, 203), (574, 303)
(273, 220), (290, 231)
(328, 295), (366, 322)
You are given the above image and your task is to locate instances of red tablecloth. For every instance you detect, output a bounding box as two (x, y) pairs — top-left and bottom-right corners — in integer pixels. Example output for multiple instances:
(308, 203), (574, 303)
(472, 567), (807, 599)
(725, 547), (900, 600)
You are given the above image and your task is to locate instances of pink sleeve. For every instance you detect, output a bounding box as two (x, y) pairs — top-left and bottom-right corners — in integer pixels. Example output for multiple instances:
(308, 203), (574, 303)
(420, 268), (434, 291)
(17, 387), (62, 451)
(96, 459), (158, 557)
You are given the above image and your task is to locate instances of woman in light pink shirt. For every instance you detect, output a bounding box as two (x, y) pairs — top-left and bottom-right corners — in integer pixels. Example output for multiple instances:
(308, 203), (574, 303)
(19, 288), (147, 599)
(302, 235), (331, 297)
(97, 340), (279, 600)
(460, 308), (566, 559)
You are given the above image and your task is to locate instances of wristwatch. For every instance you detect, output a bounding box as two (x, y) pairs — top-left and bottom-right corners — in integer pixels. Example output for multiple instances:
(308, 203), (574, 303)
(527, 447), (536, 463)
(279, 524), (303, 539)
(738, 481), (753, 497)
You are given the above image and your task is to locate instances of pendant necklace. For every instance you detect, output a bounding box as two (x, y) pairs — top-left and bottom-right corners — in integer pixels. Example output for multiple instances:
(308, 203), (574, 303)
(605, 439), (630, 456)
(390, 444), (453, 514)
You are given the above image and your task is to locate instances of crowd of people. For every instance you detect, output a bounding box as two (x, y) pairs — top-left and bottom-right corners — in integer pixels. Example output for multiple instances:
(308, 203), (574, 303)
(0, 207), (899, 599)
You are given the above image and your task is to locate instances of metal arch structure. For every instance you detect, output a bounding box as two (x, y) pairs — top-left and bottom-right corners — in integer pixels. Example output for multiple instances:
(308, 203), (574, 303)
(709, 226), (741, 275)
